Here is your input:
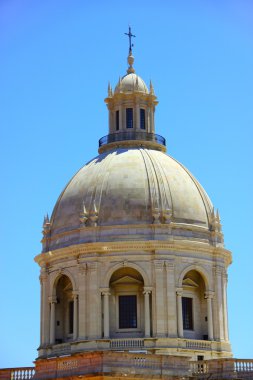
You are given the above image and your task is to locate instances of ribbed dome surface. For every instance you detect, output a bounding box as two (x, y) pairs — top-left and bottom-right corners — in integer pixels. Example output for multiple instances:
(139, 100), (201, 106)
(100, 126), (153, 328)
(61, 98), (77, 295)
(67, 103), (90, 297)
(50, 148), (213, 241)
(114, 73), (148, 94)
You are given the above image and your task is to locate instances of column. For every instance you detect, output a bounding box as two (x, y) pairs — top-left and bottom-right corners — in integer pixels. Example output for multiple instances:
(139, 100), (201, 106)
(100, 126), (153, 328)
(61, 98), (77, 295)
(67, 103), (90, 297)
(222, 271), (229, 341)
(176, 288), (183, 338)
(165, 261), (177, 337)
(73, 292), (78, 340)
(154, 260), (166, 336)
(205, 291), (214, 341)
(87, 262), (101, 339)
(101, 288), (110, 338)
(143, 288), (152, 337)
(135, 103), (140, 130)
(78, 264), (87, 339)
(40, 266), (49, 346)
(49, 296), (57, 344)
(214, 266), (225, 341)
(119, 105), (123, 131)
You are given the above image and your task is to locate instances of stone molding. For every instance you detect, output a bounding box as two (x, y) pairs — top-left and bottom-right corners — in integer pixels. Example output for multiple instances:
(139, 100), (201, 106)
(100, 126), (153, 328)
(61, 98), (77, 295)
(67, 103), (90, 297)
(35, 240), (232, 267)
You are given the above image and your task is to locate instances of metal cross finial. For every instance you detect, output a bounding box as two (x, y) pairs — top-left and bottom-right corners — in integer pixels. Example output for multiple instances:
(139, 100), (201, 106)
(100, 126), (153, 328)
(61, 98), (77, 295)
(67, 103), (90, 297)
(124, 26), (136, 54)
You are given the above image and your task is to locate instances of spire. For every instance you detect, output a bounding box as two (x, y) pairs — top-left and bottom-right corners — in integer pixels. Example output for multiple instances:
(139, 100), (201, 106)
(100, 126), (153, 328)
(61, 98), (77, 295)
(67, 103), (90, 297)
(42, 213), (51, 236)
(124, 26), (136, 54)
(107, 82), (113, 97)
(150, 80), (154, 95)
(124, 26), (136, 74)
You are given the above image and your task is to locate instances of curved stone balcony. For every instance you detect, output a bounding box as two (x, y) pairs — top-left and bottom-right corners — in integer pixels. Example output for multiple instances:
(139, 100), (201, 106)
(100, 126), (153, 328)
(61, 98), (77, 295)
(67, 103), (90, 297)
(98, 131), (166, 153)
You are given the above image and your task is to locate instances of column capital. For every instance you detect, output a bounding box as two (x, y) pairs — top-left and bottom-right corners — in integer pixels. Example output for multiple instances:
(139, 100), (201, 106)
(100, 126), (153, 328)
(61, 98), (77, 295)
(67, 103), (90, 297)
(100, 287), (110, 296)
(176, 288), (183, 296)
(72, 291), (79, 299)
(48, 296), (57, 304)
(154, 260), (164, 270)
(143, 286), (152, 295)
(205, 291), (215, 299)
(165, 260), (174, 271)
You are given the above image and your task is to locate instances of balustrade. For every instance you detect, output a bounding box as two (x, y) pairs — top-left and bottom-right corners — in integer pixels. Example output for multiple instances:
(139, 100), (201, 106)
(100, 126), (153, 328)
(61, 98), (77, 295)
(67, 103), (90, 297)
(10, 368), (35, 380)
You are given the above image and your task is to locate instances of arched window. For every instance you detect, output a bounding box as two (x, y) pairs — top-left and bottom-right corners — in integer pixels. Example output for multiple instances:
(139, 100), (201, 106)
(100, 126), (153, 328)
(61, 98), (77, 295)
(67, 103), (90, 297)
(116, 110), (119, 131)
(108, 267), (145, 337)
(140, 109), (145, 129)
(182, 270), (208, 340)
(55, 275), (74, 344)
(126, 108), (133, 128)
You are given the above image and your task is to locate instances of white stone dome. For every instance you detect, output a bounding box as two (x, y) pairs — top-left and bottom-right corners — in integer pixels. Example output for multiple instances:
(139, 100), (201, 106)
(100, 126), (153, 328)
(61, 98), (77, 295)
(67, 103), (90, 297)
(48, 147), (213, 251)
(114, 73), (149, 94)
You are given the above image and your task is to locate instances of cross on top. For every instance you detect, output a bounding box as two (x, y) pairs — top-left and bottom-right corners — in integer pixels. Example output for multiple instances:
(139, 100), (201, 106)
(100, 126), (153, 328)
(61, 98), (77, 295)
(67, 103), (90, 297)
(124, 26), (136, 54)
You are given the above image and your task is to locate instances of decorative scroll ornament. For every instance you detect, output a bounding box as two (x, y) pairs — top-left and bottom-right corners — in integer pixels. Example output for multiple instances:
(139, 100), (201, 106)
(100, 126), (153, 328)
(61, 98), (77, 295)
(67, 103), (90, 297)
(152, 207), (160, 224)
(162, 208), (172, 224)
(210, 208), (224, 245)
(80, 201), (88, 226)
(89, 202), (98, 226)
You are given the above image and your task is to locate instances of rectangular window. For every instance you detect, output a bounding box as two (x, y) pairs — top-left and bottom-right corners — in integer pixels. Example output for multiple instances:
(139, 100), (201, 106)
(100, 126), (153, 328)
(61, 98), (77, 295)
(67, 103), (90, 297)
(116, 110), (119, 131)
(119, 295), (137, 328)
(182, 297), (193, 330)
(69, 301), (74, 334)
(126, 108), (133, 128)
(140, 109), (146, 129)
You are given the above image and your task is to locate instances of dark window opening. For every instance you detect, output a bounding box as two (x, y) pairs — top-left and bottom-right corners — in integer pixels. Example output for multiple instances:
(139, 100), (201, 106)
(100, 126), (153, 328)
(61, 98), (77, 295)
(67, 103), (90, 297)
(182, 297), (193, 330)
(69, 300), (74, 334)
(126, 108), (133, 128)
(116, 110), (119, 131)
(119, 295), (137, 328)
(140, 109), (146, 129)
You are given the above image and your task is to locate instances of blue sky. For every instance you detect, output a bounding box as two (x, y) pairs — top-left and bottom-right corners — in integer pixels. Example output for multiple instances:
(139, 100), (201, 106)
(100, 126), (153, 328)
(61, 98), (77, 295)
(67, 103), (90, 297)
(0, 0), (252, 368)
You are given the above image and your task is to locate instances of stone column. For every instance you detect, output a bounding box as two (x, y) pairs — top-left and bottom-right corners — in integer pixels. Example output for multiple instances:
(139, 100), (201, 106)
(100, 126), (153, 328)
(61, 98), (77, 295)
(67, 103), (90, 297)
(205, 291), (214, 341)
(78, 264), (87, 340)
(143, 287), (152, 337)
(87, 262), (101, 339)
(165, 260), (177, 337)
(73, 292), (78, 340)
(49, 296), (57, 344)
(40, 266), (49, 346)
(222, 271), (229, 341)
(119, 105), (123, 130)
(135, 103), (140, 130)
(214, 266), (225, 341)
(154, 260), (166, 336)
(101, 289), (110, 338)
(176, 288), (184, 338)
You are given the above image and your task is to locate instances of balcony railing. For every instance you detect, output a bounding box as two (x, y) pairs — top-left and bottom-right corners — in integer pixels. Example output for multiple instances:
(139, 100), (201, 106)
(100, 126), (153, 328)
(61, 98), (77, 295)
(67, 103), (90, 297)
(110, 338), (144, 350)
(1, 356), (253, 380)
(98, 131), (166, 147)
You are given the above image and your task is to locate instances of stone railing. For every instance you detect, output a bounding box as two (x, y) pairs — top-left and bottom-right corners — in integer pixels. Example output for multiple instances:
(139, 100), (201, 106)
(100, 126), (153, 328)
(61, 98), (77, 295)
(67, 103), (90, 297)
(191, 358), (253, 378)
(1, 356), (253, 380)
(0, 368), (35, 380)
(110, 338), (144, 350)
(185, 339), (212, 350)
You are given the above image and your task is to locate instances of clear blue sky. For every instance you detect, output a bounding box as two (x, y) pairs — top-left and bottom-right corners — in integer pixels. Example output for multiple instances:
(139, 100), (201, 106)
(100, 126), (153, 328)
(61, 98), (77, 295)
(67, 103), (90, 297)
(0, 0), (252, 368)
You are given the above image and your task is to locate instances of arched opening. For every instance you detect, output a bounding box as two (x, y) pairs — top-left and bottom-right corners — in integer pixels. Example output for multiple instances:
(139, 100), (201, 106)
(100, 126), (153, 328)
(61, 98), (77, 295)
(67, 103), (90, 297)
(107, 267), (146, 338)
(54, 275), (74, 344)
(182, 270), (208, 340)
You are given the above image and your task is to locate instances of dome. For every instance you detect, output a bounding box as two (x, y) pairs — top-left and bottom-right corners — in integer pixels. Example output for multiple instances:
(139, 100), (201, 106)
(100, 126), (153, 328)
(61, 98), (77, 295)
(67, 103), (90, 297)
(114, 73), (149, 94)
(48, 147), (213, 251)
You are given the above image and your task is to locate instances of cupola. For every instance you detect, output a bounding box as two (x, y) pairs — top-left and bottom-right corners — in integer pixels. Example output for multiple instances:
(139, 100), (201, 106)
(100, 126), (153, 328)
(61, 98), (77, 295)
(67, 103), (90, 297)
(99, 48), (166, 153)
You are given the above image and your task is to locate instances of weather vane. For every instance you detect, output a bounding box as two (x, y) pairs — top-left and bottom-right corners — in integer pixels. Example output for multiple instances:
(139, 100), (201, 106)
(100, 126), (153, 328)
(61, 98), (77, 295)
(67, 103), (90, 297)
(124, 26), (136, 54)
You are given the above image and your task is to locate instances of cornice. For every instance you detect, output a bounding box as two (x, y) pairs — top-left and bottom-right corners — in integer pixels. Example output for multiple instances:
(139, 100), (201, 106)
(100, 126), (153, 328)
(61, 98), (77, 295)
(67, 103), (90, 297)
(35, 239), (232, 267)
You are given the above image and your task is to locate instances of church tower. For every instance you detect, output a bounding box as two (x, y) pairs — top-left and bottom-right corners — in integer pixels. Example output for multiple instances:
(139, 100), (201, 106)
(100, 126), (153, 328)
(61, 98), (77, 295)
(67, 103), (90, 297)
(35, 30), (232, 361)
